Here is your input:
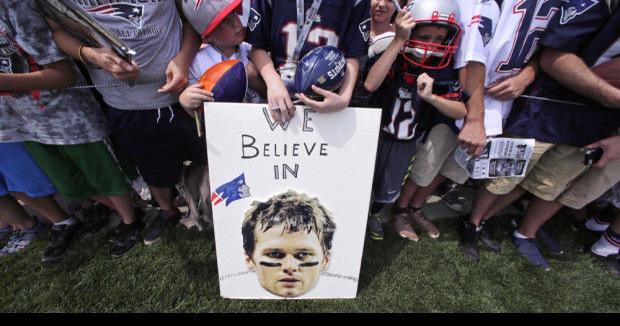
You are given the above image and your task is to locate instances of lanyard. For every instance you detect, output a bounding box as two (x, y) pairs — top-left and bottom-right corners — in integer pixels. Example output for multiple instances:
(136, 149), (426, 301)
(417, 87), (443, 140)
(293, 0), (323, 62)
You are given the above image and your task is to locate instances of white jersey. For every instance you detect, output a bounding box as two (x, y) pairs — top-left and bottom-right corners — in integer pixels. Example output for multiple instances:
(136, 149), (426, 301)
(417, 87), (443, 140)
(455, 0), (561, 136)
(188, 42), (263, 104)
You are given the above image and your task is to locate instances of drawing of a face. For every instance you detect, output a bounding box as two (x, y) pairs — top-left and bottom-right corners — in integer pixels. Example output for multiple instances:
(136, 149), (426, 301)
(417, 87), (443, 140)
(245, 225), (330, 298)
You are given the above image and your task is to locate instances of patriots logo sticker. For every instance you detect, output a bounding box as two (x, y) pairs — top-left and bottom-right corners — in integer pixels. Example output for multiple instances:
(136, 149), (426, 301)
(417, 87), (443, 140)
(0, 57), (12, 73)
(248, 8), (261, 32)
(359, 18), (371, 43)
(86, 3), (145, 28)
(211, 173), (251, 207)
(560, 0), (599, 24)
(477, 16), (493, 46)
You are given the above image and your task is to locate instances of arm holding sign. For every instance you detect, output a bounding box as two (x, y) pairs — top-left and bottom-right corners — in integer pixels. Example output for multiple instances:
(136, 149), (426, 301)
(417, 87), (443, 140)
(251, 47), (295, 123)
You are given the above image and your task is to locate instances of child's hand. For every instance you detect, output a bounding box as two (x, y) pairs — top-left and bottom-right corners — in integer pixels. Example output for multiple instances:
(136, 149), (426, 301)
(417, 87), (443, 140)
(417, 73), (435, 102)
(394, 9), (415, 41)
(246, 62), (258, 78)
(81, 47), (140, 81)
(267, 79), (294, 122)
(179, 84), (214, 111)
(296, 85), (349, 113)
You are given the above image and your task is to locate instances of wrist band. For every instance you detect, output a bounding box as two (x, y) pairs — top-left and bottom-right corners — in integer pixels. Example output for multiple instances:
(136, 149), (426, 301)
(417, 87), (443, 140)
(76, 45), (85, 63)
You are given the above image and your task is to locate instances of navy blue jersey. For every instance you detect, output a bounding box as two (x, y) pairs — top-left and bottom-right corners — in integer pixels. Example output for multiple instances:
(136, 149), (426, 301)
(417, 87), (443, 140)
(505, 0), (620, 147)
(368, 56), (465, 141)
(247, 0), (370, 72)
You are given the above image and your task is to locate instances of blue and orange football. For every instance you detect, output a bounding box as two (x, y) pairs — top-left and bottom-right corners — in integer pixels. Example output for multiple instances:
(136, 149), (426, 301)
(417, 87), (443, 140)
(199, 59), (247, 102)
(294, 45), (346, 97)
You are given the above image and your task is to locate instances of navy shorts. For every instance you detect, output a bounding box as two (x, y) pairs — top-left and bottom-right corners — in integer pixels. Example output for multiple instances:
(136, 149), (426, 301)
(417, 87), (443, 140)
(372, 134), (419, 204)
(104, 103), (207, 188)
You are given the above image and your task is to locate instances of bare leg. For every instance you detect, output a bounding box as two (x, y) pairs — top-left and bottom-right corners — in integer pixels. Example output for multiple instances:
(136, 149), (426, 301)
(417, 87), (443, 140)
(517, 198), (563, 238)
(150, 186), (177, 213)
(0, 195), (36, 229)
(469, 187), (500, 226)
(480, 187), (527, 222)
(409, 175), (446, 208)
(90, 195), (115, 209)
(107, 194), (136, 224)
(395, 179), (419, 209)
(10, 193), (67, 224)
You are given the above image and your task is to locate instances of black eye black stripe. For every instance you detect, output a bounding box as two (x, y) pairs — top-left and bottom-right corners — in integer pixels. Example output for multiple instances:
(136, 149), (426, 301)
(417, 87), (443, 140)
(260, 262), (281, 267)
(299, 262), (319, 267)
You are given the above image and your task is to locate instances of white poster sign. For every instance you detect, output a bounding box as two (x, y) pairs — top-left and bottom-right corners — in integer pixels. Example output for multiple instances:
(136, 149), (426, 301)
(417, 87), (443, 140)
(204, 103), (381, 299)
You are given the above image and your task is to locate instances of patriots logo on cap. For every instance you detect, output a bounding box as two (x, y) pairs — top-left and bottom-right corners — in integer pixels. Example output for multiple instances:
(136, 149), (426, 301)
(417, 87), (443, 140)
(248, 8), (261, 32)
(359, 18), (371, 42)
(193, 0), (205, 12)
(560, 0), (599, 24)
(211, 173), (251, 207)
(0, 57), (12, 73)
(476, 16), (493, 46)
(86, 3), (145, 28)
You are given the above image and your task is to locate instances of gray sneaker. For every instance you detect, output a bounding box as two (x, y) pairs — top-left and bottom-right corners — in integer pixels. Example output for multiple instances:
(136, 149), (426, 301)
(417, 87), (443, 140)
(0, 222), (42, 257)
(441, 185), (466, 212)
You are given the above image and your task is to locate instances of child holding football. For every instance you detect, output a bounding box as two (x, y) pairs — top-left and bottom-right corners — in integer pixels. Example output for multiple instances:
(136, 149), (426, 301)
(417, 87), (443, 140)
(247, 0), (371, 122)
(179, 0), (266, 112)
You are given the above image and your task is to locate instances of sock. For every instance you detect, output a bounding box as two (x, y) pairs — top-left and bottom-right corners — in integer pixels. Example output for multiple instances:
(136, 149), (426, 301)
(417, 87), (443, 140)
(591, 229), (620, 257)
(513, 230), (529, 239)
(392, 205), (408, 215)
(604, 228), (620, 248)
(407, 206), (422, 213)
(54, 216), (77, 227)
(370, 202), (386, 215)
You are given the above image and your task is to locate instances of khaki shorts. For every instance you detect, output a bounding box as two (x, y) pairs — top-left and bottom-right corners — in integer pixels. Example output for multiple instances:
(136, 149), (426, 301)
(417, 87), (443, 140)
(518, 144), (590, 201)
(410, 124), (469, 187)
(558, 129), (620, 209)
(485, 139), (556, 195)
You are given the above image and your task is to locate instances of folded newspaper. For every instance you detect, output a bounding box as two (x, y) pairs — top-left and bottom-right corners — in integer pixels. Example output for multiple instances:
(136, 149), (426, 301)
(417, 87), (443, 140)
(454, 138), (535, 179)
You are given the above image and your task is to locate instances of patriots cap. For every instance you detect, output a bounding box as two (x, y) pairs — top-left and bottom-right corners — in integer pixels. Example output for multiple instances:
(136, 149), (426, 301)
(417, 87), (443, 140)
(182, 0), (243, 38)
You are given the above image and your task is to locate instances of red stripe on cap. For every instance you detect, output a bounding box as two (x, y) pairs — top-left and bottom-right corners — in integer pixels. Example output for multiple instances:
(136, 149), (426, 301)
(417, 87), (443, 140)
(202, 0), (243, 38)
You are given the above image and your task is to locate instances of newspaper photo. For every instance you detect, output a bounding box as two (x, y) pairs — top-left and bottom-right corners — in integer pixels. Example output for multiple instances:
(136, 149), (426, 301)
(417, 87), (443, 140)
(454, 138), (535, 179)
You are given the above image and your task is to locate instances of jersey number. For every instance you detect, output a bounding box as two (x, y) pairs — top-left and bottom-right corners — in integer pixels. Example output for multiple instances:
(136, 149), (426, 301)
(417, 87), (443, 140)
(497, 0), (558, 72)
(281, 22), (339, 60)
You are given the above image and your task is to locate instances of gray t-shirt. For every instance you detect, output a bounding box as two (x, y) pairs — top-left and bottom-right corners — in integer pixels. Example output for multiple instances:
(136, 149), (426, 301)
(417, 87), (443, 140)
(0, 0), (108, 145)
(69, 0), (183, 110)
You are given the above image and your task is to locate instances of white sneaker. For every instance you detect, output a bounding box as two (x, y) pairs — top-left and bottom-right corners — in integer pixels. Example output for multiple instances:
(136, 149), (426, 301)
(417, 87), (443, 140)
(591, 235), (620, 257)
(0, 222), (41, 257)
(585, 217), (610, 232)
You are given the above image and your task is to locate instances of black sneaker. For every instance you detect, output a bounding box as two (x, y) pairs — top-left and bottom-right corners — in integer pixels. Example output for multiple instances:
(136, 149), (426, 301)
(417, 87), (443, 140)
(109, 220), (144, 258)
(143, 209), (181, 246)
(367, 213), (384, 241)
(42, 221), (82, 262)
(479, 222), (501, 253)
(82, 203), (112, 236)
(108, 208), (146, 244)
(460, 221), (480, 262)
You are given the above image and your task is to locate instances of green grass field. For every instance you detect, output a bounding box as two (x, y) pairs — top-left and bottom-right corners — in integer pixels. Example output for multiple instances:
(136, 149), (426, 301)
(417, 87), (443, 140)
(1, 195), (619, 313)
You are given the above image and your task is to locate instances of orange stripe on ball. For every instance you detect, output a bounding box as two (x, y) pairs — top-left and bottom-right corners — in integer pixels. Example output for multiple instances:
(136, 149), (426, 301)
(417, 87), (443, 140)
(199, 59), (241, 92)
